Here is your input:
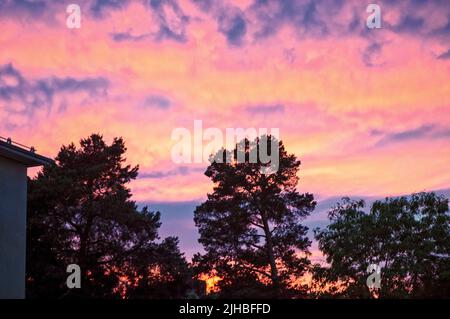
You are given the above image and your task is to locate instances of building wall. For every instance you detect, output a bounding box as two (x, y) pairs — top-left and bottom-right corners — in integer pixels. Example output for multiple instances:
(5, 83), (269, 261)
(0, 156), (27, 299)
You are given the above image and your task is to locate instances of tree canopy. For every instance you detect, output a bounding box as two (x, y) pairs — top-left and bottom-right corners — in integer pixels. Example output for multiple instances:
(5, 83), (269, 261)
(313, 193), (450, 298)
(26, 134), (192, 298)
(193, 136), (316, 298)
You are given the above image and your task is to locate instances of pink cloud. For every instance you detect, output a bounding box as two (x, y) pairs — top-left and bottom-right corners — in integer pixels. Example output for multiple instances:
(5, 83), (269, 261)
(0, 0), (449, 205)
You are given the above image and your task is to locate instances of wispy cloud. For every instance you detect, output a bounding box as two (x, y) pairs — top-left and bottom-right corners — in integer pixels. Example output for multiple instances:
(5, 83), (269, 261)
(218, 12), (247, 46)
(362, 42), (385, 67)
(139, 166), (204, 179)
(148, 0), (189, 42)
(110, 30), (151, 42)
(0, 63), (109, 128)
(0, 0), (48, 17)
(246, 104), (285, 114)
(374, 124), (450, 147)
(390, 15), (425, 33)
(141, 94), (172, 109)
(90, 0), (131, 17)
(437, 49), (450, 60)
(430, 16), (450, 37)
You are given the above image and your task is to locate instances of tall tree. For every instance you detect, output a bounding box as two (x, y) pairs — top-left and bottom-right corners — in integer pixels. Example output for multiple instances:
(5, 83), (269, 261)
(313, 192), (450, 298)
(27, 134), (191, 298)
(193, 136), (316, 298)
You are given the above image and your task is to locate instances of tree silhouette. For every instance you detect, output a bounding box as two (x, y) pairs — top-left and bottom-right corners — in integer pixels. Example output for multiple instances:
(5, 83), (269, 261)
(313, 192), (450, 298)
(124, 236), (193, 299)
(26, 134), (191, 298)
(193, 136), (316, 298)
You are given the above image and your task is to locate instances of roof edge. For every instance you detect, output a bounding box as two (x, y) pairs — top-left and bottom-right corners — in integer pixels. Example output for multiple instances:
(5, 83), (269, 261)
(0, 140), (53, 167)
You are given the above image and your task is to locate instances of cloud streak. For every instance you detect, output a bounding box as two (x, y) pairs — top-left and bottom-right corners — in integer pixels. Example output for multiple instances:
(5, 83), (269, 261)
(374, 124), (450, 147)
(0, 63), (109, 129)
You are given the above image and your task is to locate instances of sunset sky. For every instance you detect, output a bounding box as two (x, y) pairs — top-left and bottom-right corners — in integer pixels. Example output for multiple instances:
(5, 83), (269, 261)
(1, 0), (450, 259)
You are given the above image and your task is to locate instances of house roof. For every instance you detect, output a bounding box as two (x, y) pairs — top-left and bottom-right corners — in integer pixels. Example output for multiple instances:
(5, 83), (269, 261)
(0, 137), (53, 167)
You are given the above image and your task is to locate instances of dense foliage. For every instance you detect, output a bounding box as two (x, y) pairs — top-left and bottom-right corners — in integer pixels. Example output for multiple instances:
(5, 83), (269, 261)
(26, 134), (192, 298)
